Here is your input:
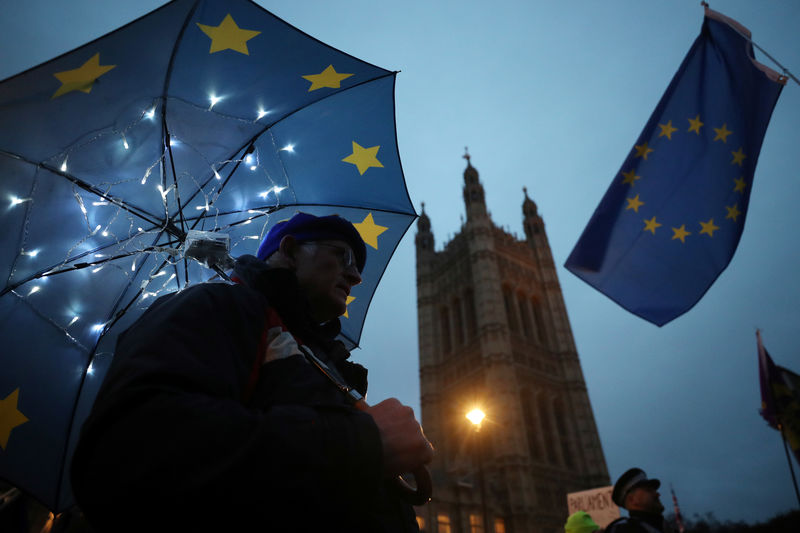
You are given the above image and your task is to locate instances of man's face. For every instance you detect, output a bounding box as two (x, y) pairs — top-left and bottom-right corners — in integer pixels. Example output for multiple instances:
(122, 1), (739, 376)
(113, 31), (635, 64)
(292, 239), (362, 322)
(625, 484), (664, 514)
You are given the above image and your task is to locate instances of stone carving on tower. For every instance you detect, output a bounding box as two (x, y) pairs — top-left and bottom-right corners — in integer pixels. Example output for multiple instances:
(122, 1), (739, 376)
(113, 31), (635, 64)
(414, 152), (608, 533)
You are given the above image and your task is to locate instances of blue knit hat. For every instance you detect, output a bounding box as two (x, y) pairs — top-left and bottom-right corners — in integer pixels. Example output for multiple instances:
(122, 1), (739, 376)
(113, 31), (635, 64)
(256, 212), (367, 272)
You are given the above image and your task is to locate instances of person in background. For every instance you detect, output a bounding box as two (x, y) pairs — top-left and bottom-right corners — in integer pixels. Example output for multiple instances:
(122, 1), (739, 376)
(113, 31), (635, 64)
(606, 468), (673, 533)
(565, 510), (601, 533)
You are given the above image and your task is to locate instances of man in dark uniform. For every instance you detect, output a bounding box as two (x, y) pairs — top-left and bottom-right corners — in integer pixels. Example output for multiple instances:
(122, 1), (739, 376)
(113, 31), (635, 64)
(71, 212), (433, 532)
(606, 468), (673, 533)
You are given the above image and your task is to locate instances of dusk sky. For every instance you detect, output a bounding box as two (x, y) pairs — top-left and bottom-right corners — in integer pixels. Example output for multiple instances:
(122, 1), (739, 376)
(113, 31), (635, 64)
(2, 0), (799, 524)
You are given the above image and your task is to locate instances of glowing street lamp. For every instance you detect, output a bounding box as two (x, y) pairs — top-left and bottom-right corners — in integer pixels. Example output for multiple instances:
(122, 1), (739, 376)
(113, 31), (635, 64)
(466, 408), (486, 428)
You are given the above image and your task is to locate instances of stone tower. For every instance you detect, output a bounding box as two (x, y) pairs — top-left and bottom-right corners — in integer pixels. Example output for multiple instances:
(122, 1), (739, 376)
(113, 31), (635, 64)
(414, 154), (608, 533)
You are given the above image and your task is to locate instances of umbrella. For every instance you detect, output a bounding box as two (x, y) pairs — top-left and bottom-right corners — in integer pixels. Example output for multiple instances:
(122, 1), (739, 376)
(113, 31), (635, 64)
(0, 0), (416, 512)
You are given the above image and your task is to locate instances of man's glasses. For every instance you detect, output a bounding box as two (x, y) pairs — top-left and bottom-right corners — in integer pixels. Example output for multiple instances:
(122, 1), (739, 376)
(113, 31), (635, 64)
(305, 242), (358, 272)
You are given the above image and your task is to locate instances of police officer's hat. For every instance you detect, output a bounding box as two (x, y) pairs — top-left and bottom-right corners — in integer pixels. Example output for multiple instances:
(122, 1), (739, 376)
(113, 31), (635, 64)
(612, 468), (661, 507)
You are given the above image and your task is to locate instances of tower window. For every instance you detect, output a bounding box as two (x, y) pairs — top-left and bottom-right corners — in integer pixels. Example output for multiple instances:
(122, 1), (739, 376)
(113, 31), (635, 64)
(532, 298), (549, 345)
(538, 395), (558, 464)
(503, 287), (519, 334)
(518, 293), (533, 339)
(465, 289), (478, 338)
(437, 513), (452, 533)
(554, 398), (575, 468)
(453, 297), (464, 346)
(440, 306), (452, 354)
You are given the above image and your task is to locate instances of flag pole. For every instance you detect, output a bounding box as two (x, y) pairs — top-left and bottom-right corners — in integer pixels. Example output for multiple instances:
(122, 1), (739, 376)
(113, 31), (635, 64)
(701, 1), (799, 87)
(778, 420), (800, 506)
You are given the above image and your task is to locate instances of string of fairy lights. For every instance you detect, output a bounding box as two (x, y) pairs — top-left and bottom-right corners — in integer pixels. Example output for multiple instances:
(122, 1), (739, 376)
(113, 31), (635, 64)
(5, 94), (297, 351)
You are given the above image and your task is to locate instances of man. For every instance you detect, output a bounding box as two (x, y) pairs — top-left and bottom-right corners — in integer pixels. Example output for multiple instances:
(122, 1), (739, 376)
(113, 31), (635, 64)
(71, 212), (433, 532)
(606, 468), (672, 533)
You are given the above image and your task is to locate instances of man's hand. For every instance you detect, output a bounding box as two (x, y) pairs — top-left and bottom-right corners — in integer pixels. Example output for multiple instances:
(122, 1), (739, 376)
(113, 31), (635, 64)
(366, 398), (434, 478)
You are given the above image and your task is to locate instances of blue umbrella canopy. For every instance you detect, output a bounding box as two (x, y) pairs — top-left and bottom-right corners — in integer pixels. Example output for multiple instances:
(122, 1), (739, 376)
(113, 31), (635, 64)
(0, 0), (415, 511)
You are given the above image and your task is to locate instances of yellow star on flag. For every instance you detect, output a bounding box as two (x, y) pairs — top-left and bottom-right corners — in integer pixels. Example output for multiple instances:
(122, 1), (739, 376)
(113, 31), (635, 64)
(342, 295), (356, 318)
(671, 225), (691, 243)
(302, 65), (353, 92)
(699, 218), (719, 237)
(621, 169), (640, 186)
(52, 53), (116, 99)
(342, 141), (383, 175)
(733, 176), (747, 193)
(626, 194), (644, 212)
(353, 212), (388, 249)
(725, 204), (742, 222)
(643, 216), (662, 234)
(713, 123), (733, 143)
(731, 147), (747, 166)
(658, 120), (678, 139)
(634, 142), (654, 160)
(687, 115), (704, 134)
(0, 388), (29, 450)
(197, 14), (261, 55)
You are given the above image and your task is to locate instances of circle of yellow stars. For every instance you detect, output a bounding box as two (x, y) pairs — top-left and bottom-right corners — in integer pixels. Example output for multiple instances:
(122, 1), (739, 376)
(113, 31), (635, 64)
(618, 112), (748, 244)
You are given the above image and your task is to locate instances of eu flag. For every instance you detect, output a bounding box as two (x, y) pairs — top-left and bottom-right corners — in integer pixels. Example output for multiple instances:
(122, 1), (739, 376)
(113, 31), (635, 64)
(565, 7), (785, 326)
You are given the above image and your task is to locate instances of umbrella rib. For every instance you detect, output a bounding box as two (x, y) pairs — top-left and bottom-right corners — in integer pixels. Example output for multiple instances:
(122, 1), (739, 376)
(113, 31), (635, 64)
(0, 242), (181, 298)
(176, 71), (399, 225)
(54, 225), (176, 508)
(157, 0), (201, 250)
(0, 150), (167, 229)
(272, 202), (414, 218)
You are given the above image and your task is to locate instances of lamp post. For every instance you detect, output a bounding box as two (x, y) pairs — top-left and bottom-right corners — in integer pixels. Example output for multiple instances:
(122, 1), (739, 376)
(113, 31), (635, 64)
(466, 408), (490, 533)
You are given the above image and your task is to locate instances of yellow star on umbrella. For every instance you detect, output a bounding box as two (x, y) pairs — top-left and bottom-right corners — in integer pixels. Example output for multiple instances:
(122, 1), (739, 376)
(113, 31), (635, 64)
(658, 120), (678, 139)
(699, 218), (719, 237)
(733, 176), (747, 193)
(197, 14), (261, 55)
(643, 216), (662, 234)
(342, 141), (383, 175)
(52, 53), (116, 99)
(687, 115), (704, 134)
(0, 388), (29, 450)
(342, 295), (356, 318)
(625, 194), (644, 212)
(353, 212), (388, 249)
(302, 65), (353, 92)
(671, 225), (691, 243)
(725, 204), (741, 222)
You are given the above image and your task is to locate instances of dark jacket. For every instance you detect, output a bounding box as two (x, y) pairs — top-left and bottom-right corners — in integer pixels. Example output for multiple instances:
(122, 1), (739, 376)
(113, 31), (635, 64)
(606, 511), (672, 533)
(71, 255), (418, 532)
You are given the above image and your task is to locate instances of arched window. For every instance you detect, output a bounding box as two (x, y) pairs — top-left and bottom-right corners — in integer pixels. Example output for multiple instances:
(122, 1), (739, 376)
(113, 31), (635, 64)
(538, 394), (558, 464)
(531, 298), (549, 345)
(464, 289), (478, 338)
(453, 297), (464, 346)
(503, 287), (519, 334)
(518, 293), (533, 339)
(554, 398), (575, 468)
(440, 306), (452, 354)
(520, 387), (543, 461)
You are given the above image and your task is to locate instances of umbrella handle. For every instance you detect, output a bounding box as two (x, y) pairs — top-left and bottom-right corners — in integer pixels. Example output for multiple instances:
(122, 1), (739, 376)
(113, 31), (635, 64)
(396, 466), (433, 506)
(354, 398), (433, 505)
